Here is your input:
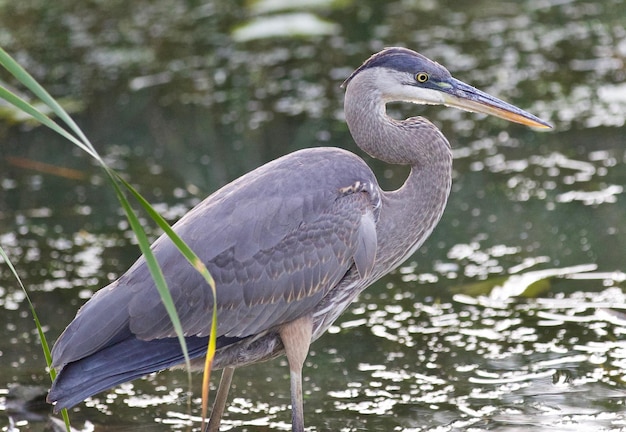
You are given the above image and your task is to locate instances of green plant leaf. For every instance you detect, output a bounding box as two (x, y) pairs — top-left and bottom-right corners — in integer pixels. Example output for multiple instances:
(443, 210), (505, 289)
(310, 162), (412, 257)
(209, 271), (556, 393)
(0, 246), (72, 432)
(0, 86), (95, 157)
(113, 171), (218, 427)
(0, 45), (219, 426)
(0, 47), (96, 158)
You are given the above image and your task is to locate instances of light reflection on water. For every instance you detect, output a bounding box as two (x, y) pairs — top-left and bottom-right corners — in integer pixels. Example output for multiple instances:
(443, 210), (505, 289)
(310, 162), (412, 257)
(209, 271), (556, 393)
(1, 0), (626, 430)
(5, 269), (625, 431)
(322, 281), (626, 431)
(4, 285), (626, 431)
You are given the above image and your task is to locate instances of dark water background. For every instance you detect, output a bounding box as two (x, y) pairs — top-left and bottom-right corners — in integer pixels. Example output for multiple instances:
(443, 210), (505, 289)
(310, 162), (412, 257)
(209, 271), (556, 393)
(1, 0), (626, 430)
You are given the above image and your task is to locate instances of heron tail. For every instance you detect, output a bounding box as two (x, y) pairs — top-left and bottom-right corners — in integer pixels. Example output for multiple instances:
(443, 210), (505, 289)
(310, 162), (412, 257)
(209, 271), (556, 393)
(47, 336), (211, 412)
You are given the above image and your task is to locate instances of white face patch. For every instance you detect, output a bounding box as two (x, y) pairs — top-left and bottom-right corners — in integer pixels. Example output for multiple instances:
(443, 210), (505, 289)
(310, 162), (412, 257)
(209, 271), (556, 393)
(401, 86), (447, 106)
(369, 69), (447, 106)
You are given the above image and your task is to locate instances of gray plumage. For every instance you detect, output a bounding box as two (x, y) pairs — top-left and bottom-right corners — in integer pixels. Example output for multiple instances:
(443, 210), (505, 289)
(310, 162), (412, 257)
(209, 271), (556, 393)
(47, 47), (551, 431)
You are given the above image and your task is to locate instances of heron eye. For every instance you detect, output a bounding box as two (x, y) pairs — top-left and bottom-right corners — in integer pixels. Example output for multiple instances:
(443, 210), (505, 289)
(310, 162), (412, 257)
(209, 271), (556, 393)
(415, 72), (429, 83)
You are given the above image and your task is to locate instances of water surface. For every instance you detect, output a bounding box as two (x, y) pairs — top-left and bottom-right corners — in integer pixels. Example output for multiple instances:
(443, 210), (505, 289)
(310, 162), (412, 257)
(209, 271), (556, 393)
(1, 0), (625, 430)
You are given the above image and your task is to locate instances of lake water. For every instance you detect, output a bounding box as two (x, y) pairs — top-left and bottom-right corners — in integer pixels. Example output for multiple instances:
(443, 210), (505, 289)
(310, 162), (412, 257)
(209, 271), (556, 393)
(1, 0), (626, 430)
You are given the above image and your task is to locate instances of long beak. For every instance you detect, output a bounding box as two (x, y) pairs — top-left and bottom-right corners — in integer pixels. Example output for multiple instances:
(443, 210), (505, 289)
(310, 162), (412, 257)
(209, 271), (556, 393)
(440, 78), (552, 129)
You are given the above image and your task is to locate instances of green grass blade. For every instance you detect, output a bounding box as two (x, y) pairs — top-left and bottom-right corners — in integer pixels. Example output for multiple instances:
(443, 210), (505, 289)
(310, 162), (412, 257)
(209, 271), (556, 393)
(0, 246), (72, 432)
(0, 86), (97, 159)
(0, 48), (196, 366)
(103, 168), (195, 374)
(113, 172), (218, 425)
(0, 47), (96, 157)
(114, 173), (216, 287)
(112, 172), (218, 337)
(0, 45), (219, 423)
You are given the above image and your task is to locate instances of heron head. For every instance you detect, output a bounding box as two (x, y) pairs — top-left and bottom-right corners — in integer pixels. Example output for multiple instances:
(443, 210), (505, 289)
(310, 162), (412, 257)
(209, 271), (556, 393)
(342, 47), (552, 129)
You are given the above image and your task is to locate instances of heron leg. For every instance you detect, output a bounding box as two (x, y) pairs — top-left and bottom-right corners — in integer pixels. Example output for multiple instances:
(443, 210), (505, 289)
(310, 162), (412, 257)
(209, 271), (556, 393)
(205, 366), (236, 432)
(279, 315), (313, 432)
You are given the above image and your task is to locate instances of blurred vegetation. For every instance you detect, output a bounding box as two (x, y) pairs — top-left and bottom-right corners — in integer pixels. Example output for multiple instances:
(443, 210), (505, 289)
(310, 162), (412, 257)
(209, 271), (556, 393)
(2, 1), (626, 430)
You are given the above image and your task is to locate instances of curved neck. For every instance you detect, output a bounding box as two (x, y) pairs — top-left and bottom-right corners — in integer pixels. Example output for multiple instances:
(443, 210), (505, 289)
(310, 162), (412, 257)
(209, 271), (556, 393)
(344, 73), (453, 273)
(344, 72), (448, 166)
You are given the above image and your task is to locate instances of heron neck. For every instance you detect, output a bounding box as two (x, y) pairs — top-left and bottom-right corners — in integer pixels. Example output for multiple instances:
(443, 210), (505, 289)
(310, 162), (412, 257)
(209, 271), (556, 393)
(344, 76), (453, 273)
(375, 152), (452, 273)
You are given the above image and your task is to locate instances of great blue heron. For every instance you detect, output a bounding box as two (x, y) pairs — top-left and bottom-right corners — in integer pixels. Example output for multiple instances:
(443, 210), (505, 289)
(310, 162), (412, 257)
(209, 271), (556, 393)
(47, 47), (551, 431)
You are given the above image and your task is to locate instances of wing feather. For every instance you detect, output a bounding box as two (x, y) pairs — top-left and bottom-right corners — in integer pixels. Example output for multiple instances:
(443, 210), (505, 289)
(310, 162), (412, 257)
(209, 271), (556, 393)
(51, 147), (380, 370)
